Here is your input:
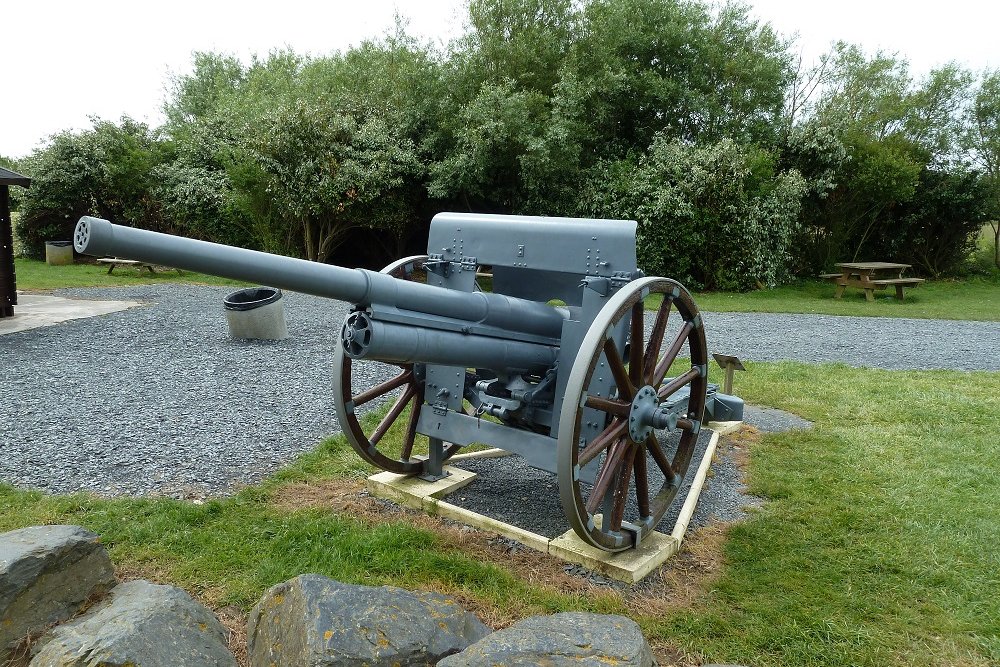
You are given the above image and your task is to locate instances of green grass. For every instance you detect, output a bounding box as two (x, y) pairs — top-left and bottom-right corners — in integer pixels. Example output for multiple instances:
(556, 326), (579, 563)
(658, 363), (1000, 666)
(667, 276), (1000, 321)
(13, 258), (248, 290)
(1, 363), (998, 666)
(15, 253), (999, 321)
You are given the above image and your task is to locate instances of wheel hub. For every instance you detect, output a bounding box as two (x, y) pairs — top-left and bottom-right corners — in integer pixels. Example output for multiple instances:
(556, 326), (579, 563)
(627, 385), (659, 443)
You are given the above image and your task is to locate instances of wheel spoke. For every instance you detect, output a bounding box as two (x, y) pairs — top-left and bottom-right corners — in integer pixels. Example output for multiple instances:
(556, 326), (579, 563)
(609, 444), (636, 531)
(579, 420), (627, 466)
(657, 366), (702, 400)
(634, 448), (650, 518)
(651, 321), (693, 387)
(602, 338), (635, 402)
(399, 392), (422, 461)
(584, 395), (631, 418)
(353, 369), (413, 408)
(646, 434), (674, 480)
(558, 278), (709, 553)
(586, 439), (629, 514)
(629, 302), (645, 386)
(643, 297), (673, 384)
(369, 384), (416, 447)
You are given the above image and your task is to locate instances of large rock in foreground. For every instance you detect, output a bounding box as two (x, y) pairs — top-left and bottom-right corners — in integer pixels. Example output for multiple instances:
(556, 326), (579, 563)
(0, 525), (116, 661)
(30, 579), (237, 667)
(248, 574), (490, 666)
(437, 611), (657, 667)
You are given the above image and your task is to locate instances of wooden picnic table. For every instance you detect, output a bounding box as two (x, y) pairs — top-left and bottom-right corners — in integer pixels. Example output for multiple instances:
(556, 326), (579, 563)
(820, 261), (925, 301)
(95, 258), (157, 275)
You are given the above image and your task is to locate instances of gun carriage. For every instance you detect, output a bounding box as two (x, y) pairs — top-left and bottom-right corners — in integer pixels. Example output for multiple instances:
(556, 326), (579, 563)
(73, 213), (742, 552)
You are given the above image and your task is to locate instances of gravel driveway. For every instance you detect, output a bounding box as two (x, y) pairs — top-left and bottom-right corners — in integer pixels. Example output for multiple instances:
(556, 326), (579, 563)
(1, 285), (996, 500)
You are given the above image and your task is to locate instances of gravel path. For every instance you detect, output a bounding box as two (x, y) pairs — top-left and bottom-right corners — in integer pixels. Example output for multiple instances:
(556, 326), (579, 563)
(0, 285), (995, 502)
(2, 285), (351, 497)
(698, 311), (999, 371)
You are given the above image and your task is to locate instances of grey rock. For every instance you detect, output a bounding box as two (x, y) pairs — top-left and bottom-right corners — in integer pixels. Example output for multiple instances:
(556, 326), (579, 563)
(247, 574), (490, 666)
(437, 611), (656, 667)
(0, 525), (116, 659)
(30, 579), (236, 667)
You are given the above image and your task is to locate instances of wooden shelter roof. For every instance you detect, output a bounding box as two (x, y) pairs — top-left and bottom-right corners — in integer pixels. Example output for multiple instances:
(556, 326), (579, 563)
(0, 167), (30, 187)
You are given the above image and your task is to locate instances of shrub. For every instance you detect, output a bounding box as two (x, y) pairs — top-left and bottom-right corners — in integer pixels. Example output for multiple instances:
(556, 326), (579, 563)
(584, 137), (807, 290)
(892, 168), (992, 276)
(15, 118), (166, 258)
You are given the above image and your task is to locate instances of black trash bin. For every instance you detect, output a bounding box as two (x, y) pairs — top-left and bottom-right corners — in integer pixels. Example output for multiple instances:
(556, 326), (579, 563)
(223, 287), (288, 340)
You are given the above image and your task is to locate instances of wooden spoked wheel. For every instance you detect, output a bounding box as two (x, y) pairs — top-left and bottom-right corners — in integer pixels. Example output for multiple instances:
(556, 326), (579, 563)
(557, 277), (708, 552)
(332, 256), (461, 474)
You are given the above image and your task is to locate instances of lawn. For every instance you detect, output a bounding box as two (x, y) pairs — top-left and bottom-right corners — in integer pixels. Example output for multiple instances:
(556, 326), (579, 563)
(684, 276), (1000, 321)
(16, 257), (998, 321)
(1, 361), (997, 667)
(13, 257), (248, 290)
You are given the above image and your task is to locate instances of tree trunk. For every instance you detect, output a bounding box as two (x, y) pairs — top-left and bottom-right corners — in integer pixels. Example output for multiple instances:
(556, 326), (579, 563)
(993, 221), (999, 270)
(303, 218), (317, 262)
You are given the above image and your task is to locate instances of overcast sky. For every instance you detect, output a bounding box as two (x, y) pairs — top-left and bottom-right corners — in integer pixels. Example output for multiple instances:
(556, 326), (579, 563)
(2, 0), (997, 159)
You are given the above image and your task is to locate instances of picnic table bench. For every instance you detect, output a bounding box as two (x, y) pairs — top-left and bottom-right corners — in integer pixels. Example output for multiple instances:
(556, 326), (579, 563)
(821, 262), (925, 301)
(95, 258), (157, 275)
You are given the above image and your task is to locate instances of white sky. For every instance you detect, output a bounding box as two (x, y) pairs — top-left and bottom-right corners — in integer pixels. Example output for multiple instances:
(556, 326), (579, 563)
(1, 0), (997, 159)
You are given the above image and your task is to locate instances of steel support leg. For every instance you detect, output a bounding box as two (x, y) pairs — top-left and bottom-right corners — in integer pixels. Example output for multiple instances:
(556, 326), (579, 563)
(420, 437), (449, 481)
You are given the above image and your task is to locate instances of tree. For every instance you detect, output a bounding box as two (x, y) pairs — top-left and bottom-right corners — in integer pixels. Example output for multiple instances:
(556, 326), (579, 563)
(245, 100), (422, 262)
(433, 0), (794, 218)
(16, 117), (167, 257)
(454, 0), (579, 96)
(428, 80), (547, 211)
(581, 136), (807, 290)
(165, 52), (245, 127)
(894, 168), (991, 276)
(794, 44), (981, 273)
(966, 69), (1000, 269)
(563, 0), (791, 151)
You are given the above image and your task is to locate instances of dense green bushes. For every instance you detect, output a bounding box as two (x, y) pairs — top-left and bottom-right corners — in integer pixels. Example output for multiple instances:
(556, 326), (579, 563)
(11, 0), (999, 284)
(14, 119), (166, 257)
(583, 138), (806, 289)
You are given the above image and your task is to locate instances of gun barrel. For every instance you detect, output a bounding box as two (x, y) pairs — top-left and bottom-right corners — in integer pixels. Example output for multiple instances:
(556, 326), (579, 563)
(75, 216), (370, 302)
(73, 217), (566, 339)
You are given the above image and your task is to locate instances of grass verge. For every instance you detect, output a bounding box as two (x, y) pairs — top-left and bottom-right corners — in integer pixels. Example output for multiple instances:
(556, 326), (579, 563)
(672, 276), (1000, 321)
(0, 362), (997, 666)
(13, 258), (248, 290)
(15, 256), (1000, 321)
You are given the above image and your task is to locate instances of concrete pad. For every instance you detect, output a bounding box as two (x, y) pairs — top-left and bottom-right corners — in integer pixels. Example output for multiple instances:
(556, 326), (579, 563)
(671, 431), (720, 542)
(549, 529), (680, 584)
(367, 426), (733, 583)
(366, 467), (477, 510)
(427, 499), (552, 553)
(0, 292), (140, 335)
(448, 447), (513, 461)
(707, 420), (743, 436)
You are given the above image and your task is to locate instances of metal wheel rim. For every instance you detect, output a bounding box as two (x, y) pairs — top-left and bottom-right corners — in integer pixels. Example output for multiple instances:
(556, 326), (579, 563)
(332, 255), (461, 474)
(557, 277), (708, 552)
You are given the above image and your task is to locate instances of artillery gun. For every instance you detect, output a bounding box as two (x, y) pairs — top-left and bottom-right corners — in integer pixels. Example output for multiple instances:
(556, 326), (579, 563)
(73, 213), (742, 552)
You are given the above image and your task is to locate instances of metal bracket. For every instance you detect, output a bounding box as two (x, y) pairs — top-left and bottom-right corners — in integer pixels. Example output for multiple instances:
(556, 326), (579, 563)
(581, 276), (611, 296)
(425, 253), (449, 277)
